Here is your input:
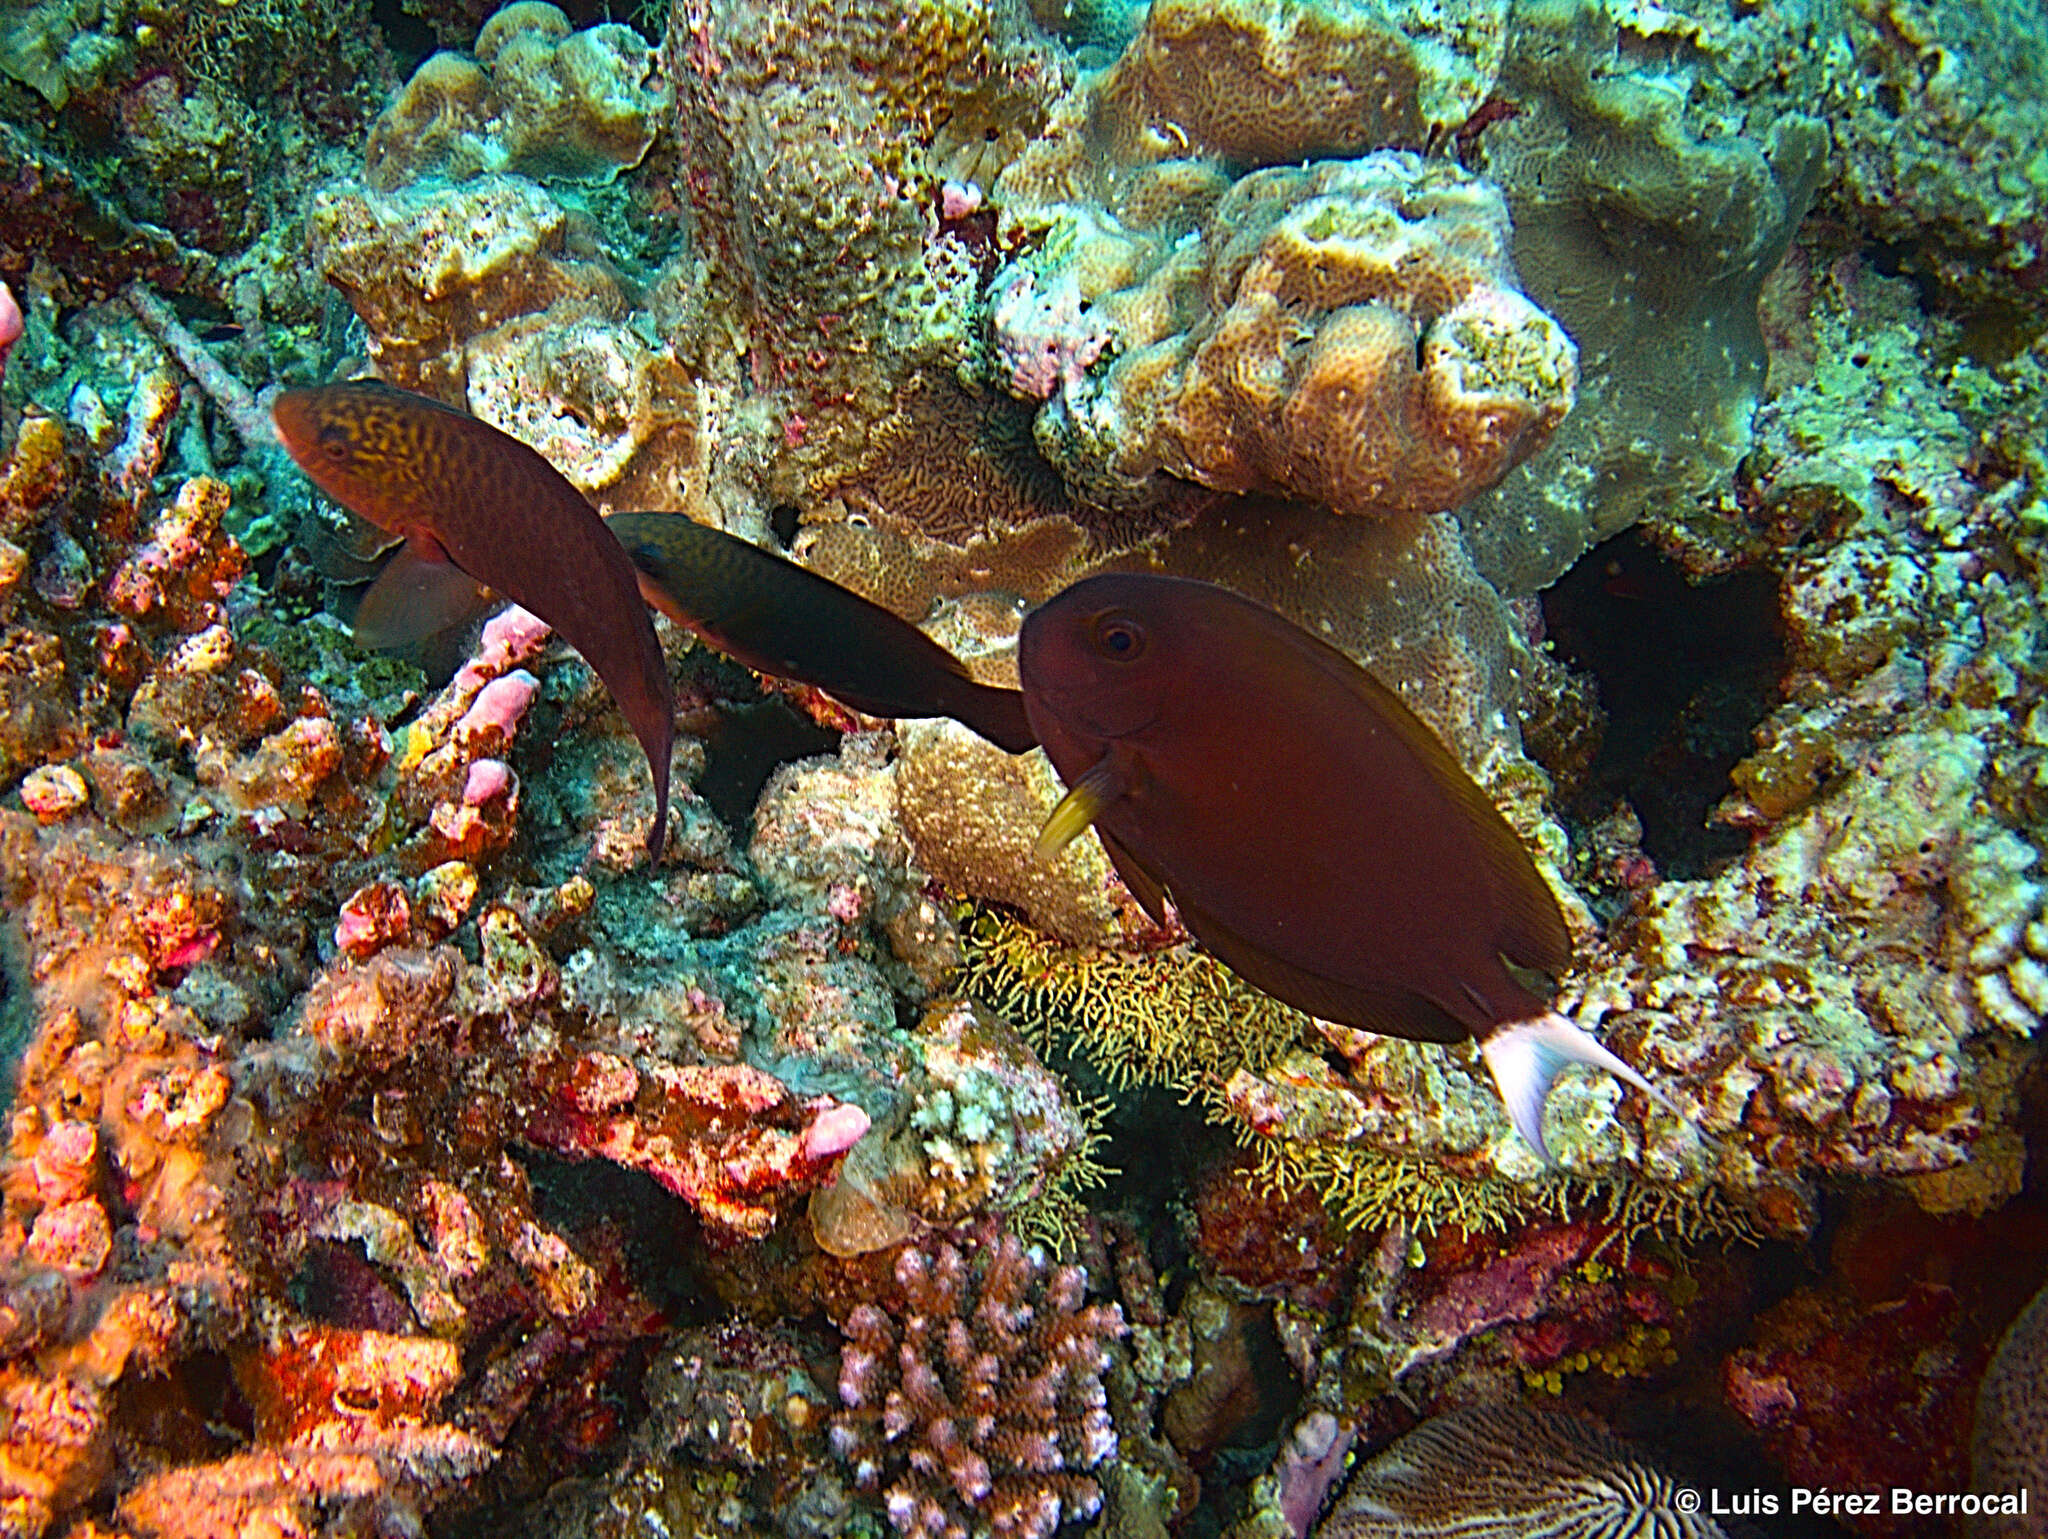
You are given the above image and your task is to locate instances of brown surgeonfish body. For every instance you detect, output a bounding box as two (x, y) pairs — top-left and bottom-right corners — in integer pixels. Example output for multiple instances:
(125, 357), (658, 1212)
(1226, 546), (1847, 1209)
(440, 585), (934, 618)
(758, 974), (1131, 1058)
(608, 512), (1035, 755)
(1018, 572), (1679, 1160)
(271, 380), (675, 859)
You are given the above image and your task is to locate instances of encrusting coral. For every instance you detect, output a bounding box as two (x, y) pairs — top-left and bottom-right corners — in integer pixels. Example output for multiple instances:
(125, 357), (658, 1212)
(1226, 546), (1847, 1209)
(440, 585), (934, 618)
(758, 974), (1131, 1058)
(1454, 0), (1838, 594)
(830, 1224), (1126, 1539)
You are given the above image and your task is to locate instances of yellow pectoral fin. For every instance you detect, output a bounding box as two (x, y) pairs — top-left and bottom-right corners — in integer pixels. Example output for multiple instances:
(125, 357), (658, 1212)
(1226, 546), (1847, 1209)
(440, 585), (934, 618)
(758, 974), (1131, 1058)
(1035, 754), (1127, 862)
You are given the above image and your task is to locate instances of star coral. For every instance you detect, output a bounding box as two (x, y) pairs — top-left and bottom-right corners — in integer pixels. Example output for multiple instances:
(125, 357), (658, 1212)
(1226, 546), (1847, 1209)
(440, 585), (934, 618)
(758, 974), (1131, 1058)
(830, 1224), (1126, 1539)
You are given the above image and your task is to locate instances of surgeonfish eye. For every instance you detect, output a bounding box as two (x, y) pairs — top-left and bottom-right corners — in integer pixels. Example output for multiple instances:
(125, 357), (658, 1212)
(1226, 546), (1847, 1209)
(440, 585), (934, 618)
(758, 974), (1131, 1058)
(1091, 611), (1147, 662)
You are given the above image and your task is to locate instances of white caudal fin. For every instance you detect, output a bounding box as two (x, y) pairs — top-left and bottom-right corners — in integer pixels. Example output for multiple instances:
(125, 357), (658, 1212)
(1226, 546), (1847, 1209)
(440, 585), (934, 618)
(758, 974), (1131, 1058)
(1478, 1012), (1683, 1164)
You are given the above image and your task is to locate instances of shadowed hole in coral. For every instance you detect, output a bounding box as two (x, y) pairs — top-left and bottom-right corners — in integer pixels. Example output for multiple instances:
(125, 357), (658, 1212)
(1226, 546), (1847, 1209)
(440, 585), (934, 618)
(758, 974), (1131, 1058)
(520, 1147), (720, 1324)
(1542, 530), (1782, 879)
(113, 1349), (250, 1464)
(290, 1239), (419, 1333)
(698, 696), (841, 832)
(365, 0), (436, 73)
(768, 502), (802, 549)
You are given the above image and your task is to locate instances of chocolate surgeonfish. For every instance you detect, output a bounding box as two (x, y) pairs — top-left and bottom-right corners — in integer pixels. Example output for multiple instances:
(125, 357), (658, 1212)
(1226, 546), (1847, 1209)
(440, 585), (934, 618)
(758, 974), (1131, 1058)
(270, 380), (675, 859)
(1020, 573), (1681, 1161)
(607, 512), (1036, 755)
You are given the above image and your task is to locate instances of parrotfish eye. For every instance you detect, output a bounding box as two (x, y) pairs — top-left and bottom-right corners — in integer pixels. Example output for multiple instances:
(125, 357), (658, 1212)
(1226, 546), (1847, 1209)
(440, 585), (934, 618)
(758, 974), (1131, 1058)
(1091, 611), (1147, 662)
(316, 423), (354, 463)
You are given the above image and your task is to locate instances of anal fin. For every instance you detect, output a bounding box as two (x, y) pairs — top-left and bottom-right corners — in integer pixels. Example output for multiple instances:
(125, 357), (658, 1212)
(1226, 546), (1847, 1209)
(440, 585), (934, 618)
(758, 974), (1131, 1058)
(1098, 830), (1168, 927)
(1176, 895), (1470, 1045)
(355, 541), (491, 649)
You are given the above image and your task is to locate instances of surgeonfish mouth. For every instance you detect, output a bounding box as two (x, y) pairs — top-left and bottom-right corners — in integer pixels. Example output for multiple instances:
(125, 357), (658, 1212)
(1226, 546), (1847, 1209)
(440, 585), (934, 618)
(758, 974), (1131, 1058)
(1016, 571), (1693, 1160)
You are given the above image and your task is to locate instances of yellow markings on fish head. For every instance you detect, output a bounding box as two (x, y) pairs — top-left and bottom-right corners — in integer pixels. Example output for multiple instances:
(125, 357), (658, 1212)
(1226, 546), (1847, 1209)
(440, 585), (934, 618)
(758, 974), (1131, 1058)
(274, 384), (445, 531)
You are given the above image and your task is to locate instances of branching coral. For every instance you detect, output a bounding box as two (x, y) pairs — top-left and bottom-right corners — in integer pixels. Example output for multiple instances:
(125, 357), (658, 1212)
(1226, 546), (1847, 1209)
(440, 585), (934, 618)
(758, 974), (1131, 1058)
(831, 1225), (1125, 1538)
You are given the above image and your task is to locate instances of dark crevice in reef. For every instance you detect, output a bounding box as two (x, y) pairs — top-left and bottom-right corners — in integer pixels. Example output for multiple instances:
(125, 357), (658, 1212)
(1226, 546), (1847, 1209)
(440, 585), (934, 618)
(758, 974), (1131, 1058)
(366, 0), (438, 73)
(697, 694), (842, 831)
(1542, 530), (1783, 879)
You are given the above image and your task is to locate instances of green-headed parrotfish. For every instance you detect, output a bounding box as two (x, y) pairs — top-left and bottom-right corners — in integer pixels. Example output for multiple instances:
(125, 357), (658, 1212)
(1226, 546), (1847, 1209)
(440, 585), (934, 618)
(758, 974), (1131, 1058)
(270, 380), (675, 860)
(1019, 572), (1679, 1160)
(608, 511), (1036, 755)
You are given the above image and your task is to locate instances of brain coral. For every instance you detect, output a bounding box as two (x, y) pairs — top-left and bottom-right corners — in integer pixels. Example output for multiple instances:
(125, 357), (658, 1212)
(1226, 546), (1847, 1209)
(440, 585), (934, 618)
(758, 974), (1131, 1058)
(1026, 152), (1576, 523)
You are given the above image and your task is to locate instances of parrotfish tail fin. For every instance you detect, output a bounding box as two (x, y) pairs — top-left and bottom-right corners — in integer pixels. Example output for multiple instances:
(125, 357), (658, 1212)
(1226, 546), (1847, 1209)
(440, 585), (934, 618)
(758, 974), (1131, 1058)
(1479, 1011), (1681, 1165)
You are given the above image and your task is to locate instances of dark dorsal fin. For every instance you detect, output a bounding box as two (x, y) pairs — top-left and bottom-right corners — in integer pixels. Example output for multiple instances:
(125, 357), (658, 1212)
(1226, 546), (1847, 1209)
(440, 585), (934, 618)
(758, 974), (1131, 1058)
(1175, 894), (1472, 1046)
(950, 685), (1037, 756)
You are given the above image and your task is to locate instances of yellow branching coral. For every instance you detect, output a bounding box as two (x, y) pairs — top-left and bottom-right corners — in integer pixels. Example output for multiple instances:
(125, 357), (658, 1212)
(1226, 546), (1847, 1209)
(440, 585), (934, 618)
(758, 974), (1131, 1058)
(955, 905), (1310, 1097)
(957, 906), (1760, 1248)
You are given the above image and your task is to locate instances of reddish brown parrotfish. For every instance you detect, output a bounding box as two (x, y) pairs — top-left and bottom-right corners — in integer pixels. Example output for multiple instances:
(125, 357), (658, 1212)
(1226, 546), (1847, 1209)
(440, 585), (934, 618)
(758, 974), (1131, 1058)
(271, 380), (675, 860)
(608, 511), (1036, 755)
(1019, 572), (1680, 1160)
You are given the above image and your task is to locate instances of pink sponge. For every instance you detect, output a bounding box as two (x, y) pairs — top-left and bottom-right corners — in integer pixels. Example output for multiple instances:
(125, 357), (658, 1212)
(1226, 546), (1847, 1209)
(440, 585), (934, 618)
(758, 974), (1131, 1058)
(457, 669), (539, 744)
(462, 758), (516, 807)
(0, 281), (21, 387)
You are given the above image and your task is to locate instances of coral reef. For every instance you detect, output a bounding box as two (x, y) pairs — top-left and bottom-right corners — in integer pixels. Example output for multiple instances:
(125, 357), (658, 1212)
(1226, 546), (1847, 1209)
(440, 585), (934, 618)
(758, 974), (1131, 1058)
(1974, 1274), (2048, 1538)
(6, 0), (2048, 1533)
(1088, 0), (1508, 164)
(1719, 1193), (2048, 1539)
(364, 3), (668, 190)
(808, 994), (1109, 1259)
(1453, 0), (1838, 594)
(1826, 0), (2048, 315)
(830, 1224), (1126, 1539)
